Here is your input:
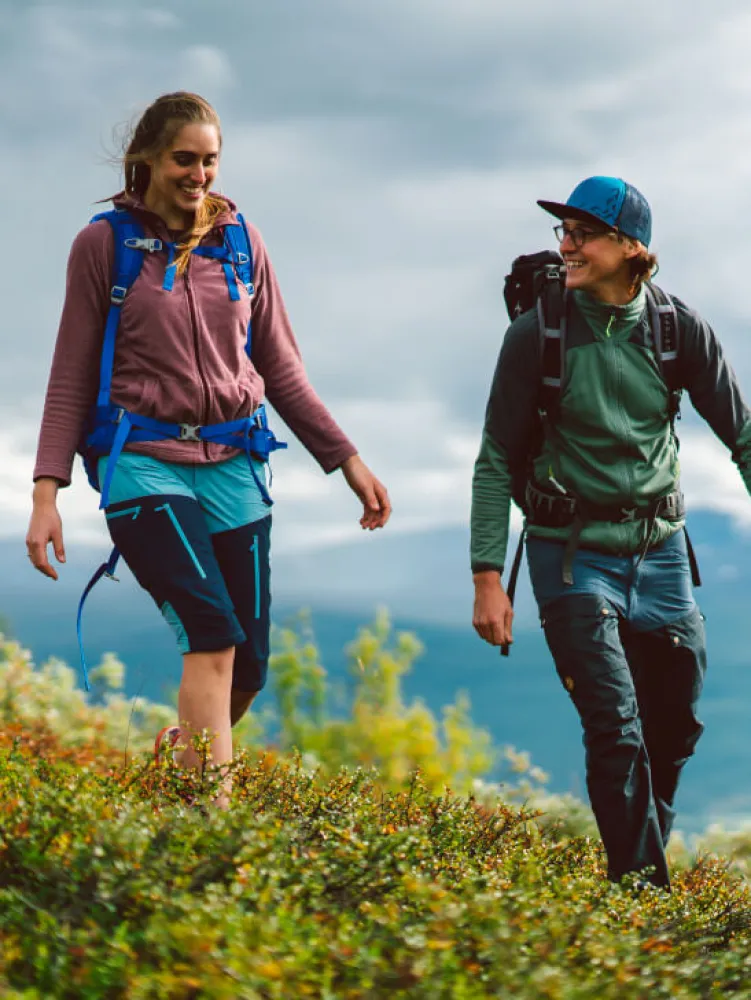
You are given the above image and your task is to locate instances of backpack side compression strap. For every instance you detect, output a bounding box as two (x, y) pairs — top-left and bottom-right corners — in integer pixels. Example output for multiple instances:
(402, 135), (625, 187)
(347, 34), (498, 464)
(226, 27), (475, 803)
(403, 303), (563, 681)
(645, 282), (681, 404)
(537, 275), (567, 422)
(89, 209), (156, 409)
(644, 283), (701, 586)
(223, 213), (255, 358)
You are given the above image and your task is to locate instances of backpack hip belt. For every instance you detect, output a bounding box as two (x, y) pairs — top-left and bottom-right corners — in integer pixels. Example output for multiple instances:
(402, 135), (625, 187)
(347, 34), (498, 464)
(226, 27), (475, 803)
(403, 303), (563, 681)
(525, 481), (685, 529)
(93, 403), (282, 512)
(524, 481), (695, 589)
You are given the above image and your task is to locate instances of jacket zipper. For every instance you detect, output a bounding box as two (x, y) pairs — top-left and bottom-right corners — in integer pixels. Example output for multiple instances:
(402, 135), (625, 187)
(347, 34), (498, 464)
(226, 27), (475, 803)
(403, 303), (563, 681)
(610, 343), (635, 499)
(183, 262), (210, 460)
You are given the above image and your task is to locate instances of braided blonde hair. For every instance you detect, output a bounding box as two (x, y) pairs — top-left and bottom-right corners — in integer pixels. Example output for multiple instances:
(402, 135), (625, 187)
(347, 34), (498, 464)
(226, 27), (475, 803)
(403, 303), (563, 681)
(122, 92), (227, 275)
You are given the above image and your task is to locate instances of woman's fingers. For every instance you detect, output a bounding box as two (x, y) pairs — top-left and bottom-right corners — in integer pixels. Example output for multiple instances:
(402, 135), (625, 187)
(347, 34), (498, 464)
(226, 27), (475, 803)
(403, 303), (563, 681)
(26, 509), (65, 581)
(27, 538), (58, 580)
(341, 456), (392, 530)
(360, 477), (392, 529)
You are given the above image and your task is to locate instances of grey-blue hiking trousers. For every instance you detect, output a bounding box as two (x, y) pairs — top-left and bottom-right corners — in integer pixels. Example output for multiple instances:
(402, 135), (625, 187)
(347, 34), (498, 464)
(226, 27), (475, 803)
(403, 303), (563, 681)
(529, 532), (707, 889)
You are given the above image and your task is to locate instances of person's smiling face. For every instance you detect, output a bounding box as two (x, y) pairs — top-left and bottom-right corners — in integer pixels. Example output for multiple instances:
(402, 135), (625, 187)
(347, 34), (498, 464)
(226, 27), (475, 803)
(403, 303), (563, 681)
(144, 122), (221, 229)
(555, 217), (642, 304)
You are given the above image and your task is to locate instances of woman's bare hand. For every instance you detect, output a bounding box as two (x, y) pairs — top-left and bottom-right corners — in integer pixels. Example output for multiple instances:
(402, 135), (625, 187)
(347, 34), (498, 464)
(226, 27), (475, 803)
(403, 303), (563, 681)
(27, 479), (66, 580)
(340, 454), (392, 530)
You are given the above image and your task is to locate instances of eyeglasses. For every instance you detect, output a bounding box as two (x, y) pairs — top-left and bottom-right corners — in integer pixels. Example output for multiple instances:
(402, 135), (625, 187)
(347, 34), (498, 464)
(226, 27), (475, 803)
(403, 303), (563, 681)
(553, 224), (613, 249)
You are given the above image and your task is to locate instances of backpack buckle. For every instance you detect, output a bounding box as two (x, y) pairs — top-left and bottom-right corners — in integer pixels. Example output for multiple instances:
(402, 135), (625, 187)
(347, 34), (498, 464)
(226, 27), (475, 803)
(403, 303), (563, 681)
(124, 237), (163, 253)
(178, 424), (202, 442)
(111, 285), (128, 304)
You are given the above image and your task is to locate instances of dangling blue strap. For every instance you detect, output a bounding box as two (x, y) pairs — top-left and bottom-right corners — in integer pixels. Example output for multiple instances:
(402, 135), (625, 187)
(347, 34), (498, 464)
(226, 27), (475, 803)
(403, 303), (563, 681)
(76, 545), (120, 692)
(223, 262), (241, 301)
(99, 412), (132, 509)
(243, 436), (273, 505)
(163, 243), (177, 291)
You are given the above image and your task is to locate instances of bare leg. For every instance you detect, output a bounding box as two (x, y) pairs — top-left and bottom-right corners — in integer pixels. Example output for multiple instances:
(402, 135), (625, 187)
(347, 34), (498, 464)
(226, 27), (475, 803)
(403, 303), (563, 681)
(178, 646), (235, 805)
(230, 689), (259, 727)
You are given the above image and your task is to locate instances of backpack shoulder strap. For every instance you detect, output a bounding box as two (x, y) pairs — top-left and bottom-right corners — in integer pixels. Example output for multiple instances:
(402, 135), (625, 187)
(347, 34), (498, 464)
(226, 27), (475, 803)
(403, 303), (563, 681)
(223, 213), (255, 358)
(90, 208), (151, 408)
(645, 281), (682, 422)
(537, 270), (567, 423)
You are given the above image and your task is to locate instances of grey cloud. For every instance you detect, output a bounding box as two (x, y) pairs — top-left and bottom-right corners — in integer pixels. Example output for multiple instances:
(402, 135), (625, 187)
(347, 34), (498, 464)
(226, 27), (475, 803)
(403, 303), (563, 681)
(4, 0), (751, 535)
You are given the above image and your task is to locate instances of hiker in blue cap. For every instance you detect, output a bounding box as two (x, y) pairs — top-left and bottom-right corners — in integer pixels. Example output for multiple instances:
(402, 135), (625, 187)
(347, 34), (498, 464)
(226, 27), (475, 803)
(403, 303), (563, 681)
(471, 176), (751, 889)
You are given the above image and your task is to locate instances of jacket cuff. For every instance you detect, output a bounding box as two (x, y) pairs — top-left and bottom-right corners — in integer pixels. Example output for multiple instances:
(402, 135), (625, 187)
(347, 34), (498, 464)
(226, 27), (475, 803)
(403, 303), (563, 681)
(471, 562), (504, 576)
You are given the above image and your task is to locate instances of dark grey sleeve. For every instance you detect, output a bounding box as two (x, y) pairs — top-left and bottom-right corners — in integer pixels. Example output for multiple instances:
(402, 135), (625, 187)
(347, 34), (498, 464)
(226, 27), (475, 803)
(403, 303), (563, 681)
(470, 313), (542, 574)
(677, 299), (751, 491)
(484, 311), (542, 467)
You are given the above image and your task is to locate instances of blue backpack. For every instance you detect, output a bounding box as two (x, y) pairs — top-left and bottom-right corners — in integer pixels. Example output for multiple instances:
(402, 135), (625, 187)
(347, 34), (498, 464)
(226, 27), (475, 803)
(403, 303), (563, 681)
(75, 206), (286, 689)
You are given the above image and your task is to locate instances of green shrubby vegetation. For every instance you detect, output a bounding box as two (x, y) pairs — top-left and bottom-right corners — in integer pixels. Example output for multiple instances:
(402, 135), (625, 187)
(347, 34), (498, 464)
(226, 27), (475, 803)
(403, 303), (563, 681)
(2, 614), (751, 996)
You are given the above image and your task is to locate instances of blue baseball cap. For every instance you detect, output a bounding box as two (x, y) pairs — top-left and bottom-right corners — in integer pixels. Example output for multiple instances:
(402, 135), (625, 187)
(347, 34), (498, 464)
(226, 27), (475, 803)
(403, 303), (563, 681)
(537, 176), (652, 247)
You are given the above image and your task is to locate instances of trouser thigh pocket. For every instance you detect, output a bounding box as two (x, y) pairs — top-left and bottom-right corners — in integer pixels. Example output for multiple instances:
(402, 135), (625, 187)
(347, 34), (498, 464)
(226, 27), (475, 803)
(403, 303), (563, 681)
(632, 606), (707, 761)
(541, 594), (637, 736)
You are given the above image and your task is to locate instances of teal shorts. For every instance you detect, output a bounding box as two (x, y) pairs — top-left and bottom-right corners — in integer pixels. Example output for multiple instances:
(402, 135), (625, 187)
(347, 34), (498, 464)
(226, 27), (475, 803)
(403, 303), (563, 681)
(98, 452), (270, 534)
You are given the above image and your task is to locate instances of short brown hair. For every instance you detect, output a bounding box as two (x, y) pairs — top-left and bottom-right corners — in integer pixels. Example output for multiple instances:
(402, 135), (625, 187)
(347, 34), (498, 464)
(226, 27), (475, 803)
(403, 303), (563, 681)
(615, 233), (657, 290)
(627, 243), (658, 290)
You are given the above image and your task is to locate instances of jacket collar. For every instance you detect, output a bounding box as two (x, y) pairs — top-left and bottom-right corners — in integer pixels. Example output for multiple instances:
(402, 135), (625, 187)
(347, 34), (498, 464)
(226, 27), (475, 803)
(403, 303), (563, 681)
(110, 190), (239, 238)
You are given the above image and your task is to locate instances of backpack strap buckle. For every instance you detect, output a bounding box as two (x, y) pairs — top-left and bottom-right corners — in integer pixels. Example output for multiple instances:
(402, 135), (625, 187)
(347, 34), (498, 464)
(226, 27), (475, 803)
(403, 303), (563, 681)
(178, 423), (202, 442)
(110, 285), (128, 305)
(124, 237), (163, 252)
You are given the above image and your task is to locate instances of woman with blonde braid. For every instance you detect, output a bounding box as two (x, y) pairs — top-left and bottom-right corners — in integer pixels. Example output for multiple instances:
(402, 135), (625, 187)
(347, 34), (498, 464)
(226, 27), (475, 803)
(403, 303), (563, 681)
(27, 92), (391, 804)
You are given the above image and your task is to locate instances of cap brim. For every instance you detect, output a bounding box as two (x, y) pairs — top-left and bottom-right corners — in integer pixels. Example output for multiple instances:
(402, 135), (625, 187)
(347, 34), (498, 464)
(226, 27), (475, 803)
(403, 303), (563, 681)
(537, 200), (614, 229)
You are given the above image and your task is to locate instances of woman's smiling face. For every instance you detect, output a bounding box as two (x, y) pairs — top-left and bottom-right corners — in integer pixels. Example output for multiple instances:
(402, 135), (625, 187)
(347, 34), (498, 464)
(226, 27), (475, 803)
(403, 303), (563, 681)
(144, 122), (221, 229)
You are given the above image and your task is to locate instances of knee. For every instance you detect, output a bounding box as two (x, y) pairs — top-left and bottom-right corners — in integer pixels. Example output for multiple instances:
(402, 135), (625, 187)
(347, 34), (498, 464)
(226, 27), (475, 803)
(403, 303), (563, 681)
(183, 646), (236, 681)
(586, 718), (644, 778)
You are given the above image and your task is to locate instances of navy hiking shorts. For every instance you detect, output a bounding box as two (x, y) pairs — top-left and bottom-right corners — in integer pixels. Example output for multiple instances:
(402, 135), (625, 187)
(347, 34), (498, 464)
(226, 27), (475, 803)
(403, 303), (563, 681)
(101, 455), (272, 692)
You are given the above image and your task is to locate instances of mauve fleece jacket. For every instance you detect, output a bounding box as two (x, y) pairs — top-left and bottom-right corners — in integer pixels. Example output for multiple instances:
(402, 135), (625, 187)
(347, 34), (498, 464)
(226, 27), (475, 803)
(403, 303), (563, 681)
(33, 192), (357, 485)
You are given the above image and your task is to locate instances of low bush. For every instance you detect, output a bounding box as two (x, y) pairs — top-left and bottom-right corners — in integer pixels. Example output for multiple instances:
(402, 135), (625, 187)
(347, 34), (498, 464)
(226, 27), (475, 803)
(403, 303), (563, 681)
(2, 616), (751, 996)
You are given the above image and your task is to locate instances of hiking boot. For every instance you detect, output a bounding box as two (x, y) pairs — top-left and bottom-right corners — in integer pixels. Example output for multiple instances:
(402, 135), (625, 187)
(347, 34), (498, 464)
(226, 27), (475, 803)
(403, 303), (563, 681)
(154, 725), (181, 765)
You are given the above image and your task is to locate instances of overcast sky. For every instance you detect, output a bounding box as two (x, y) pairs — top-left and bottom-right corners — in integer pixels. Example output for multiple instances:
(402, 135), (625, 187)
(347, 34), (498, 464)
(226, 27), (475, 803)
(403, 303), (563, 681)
(4, 0), (751, 558)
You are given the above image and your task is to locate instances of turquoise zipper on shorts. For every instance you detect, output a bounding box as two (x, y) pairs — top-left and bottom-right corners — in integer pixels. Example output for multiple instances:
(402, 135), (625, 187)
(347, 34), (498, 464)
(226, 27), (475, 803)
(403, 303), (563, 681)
(250, 536), (260, 618)
(155, 503), (207, 580)
(105, 504), (142, 521)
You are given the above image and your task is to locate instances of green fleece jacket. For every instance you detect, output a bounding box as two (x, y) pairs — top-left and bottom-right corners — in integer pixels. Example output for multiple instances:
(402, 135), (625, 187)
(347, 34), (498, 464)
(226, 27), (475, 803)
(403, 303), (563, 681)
(471, 286), (751, 574)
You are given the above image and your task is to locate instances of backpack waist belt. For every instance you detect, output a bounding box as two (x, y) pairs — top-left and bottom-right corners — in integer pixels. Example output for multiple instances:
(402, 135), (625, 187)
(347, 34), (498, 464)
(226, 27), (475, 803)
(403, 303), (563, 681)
(525, 482), (690, 587)
(525, 482), (685, 528)
(90, 403), (286, 511)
